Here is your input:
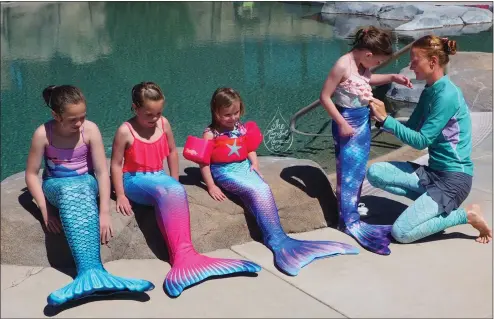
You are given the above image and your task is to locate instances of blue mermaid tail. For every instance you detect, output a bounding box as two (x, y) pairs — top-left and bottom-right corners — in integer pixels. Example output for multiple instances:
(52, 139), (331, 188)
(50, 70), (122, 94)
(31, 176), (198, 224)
(123, 171), (261, 297)
(42, 174), (154, 306)
(332, 106), (393, 255)
(210, 160), (359, 276)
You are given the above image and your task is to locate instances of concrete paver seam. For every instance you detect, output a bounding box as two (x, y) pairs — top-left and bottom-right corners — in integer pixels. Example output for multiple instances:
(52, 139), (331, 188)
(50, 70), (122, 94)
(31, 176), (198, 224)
(3, 266), (46, 291)
(229, 248), (350, 318)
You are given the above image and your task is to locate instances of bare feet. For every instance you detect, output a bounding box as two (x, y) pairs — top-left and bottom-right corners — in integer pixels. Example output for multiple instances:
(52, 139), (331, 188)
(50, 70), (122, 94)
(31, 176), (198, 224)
(467, 204), (492, 244)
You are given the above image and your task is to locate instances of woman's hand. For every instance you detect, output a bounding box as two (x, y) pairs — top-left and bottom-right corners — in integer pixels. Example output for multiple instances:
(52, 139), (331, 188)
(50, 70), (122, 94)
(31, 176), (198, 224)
(208, 185), (227, 201)
(392, 74), (413, 88)
(42, 205), (62, 234)
(99, 212), (114, 244)
(369, 98), (388, 123)
(116, 195), (134, 216)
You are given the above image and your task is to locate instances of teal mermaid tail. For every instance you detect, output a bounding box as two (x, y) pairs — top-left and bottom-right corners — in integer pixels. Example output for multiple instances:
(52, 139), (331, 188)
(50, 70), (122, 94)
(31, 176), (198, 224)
(42, 174), (154, 306)
(48, 268), (154, 306)
(210, 160), (359, 276)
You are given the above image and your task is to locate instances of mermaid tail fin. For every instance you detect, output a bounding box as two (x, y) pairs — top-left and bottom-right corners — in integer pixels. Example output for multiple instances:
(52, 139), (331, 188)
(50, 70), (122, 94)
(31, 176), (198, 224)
(47, 268), (154, 306)
(164, 253), (261, 297)
(272, 237), (359, 276)
(340, 221), (393, 256)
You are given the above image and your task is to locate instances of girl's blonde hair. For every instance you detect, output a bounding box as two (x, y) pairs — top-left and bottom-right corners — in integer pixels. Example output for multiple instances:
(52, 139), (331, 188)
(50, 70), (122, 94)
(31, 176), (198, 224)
(412, 35), (457, 67)
(209, 87), (245, 130)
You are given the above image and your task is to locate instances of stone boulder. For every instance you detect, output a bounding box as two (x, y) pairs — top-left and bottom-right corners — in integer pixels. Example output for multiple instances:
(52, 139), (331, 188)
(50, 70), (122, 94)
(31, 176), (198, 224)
(1, 151), (339, 267)
(462, 7), (493, 24)
(322, 2), (493, 33)
(386, 52), (493, 112)
(319, 13), (403, 39)
(394, 24), (470, 40)
(321, 2), (383, 17)
(460, 22), (493, 34)
(377, 5), (423, 21)
(395, 14), (445, 31)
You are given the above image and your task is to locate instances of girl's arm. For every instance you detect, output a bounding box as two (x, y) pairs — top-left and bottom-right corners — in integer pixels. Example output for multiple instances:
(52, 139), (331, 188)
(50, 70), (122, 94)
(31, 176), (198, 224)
(25, 125), (61, 233)
(320, 57), (354, 136)
(247, 151), (263, 177)
(162, 117), (179, 180)
(199, 131), (226, 201)
(110, 124), (133, 216)
(247, 151), (259, 167)
(87, 121), (113, 243)
(87, 121), (111, 215)
(372, 93), (458, 150)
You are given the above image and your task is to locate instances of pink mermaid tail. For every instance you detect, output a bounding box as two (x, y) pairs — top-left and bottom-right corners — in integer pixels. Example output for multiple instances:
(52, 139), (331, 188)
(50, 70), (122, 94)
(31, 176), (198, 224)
(123, 171), (261, 297)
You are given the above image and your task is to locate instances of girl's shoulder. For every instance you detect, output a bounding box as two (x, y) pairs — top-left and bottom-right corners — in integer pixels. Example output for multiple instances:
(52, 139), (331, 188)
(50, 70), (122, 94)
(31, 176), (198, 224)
(160, 116), (171, 130)
(34, 122), (50, 144)
(80, 120), (102, 141)
(82, 120), (99, 132)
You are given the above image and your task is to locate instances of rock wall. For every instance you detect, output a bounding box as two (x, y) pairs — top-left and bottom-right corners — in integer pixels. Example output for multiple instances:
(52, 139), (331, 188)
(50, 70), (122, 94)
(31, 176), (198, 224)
(1, 152), (339, 267)
(320, 2), (492, 37)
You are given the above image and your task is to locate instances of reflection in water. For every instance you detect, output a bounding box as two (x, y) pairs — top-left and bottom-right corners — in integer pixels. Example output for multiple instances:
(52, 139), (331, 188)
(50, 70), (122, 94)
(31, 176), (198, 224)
(1, 2), (111, 89)
(0, 2), (491, 180)
(1, 2), (111, 63)
(185, 2), (333, 43)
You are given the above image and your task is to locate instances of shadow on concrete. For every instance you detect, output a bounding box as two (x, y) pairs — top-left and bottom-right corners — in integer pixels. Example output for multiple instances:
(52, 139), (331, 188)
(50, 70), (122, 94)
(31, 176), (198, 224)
(43, 291), (151, 317)
(164, 272), (259, 298)
(280, 165), (339, 227)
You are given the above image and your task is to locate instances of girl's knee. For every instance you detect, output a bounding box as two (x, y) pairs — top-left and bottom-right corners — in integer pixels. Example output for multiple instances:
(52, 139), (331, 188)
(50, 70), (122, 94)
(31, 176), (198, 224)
(160, 179), (187, 197)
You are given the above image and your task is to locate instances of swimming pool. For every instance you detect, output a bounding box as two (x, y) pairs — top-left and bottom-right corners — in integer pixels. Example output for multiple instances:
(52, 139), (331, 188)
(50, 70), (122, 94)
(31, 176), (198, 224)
(1, 2), (492, 180)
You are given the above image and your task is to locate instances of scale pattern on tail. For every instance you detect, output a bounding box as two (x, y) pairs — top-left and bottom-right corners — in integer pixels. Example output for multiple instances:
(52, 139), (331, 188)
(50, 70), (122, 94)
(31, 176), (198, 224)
(164, 253), (261, 297)
(272, 237), (359, 276)
(123, 171), (261, 297)
(210, 159), (359, 276)
(332, 106), (393, 255)
(43, 174), (154, 306)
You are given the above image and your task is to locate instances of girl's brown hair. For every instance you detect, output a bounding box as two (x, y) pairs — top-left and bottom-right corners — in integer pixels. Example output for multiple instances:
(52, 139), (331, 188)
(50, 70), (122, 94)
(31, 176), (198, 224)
(352, 26), (393, 56)
(209, 87), (245, 129)
(42, 85), (86, 115)
(131, 82), (165, 110)
(412, 35), (457, 67)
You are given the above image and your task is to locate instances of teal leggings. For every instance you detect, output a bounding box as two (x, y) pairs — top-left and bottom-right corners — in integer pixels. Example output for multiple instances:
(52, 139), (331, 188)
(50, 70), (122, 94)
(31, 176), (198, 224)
(366, 162), (468, 243)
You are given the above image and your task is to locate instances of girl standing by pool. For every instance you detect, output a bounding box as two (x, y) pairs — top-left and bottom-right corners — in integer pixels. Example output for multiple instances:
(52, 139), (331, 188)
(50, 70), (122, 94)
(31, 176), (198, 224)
(319, 26), (412, 255)
(25, 85), (154, 306)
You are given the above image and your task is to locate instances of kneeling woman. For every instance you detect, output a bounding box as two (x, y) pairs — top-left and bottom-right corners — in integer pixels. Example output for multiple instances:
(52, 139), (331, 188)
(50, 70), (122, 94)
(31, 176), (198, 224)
(368, 35), (492, 244)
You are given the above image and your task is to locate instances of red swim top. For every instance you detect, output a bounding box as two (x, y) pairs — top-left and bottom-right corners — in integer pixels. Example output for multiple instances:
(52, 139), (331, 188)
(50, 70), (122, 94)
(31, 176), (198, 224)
(122, 117), (170, 173)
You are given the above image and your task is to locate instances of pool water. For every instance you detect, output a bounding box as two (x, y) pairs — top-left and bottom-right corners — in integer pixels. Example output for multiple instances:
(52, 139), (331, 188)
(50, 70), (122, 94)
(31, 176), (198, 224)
(1, 1), (492, 180)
